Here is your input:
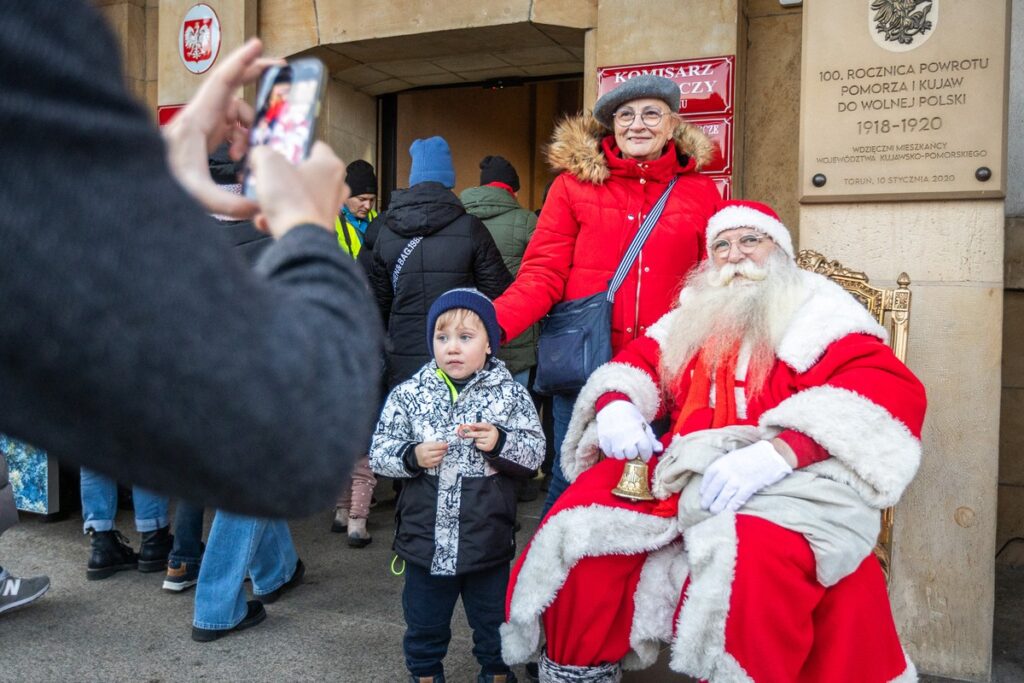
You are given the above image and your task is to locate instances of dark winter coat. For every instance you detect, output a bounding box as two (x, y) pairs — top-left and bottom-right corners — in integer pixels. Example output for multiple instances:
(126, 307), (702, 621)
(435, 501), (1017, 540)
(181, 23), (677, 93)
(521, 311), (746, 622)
(369, 358), (544, 575)
(0, 2), (384, 518)
(460, 185), (539, 375)
(367, 182), (513, 388)
(494, 115), (721, 355)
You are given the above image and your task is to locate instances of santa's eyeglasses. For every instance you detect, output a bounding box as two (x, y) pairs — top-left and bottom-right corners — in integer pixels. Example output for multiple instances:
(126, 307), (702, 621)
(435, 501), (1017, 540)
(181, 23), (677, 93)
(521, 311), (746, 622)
(710, 233), (770, 257)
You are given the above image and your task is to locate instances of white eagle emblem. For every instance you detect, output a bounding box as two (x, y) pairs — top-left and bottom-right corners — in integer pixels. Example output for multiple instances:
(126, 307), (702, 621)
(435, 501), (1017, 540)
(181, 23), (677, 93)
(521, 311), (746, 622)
(183, 19), (212, 62)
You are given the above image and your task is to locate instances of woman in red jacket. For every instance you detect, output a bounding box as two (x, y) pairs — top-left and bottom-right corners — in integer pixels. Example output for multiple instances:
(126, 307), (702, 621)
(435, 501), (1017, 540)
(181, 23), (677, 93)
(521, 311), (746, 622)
(494, 74), (721, 513)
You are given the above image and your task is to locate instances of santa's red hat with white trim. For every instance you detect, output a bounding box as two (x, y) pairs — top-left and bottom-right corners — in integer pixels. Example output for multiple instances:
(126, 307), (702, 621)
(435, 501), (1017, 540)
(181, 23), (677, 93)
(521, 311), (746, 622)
(705, 200), (794, 259)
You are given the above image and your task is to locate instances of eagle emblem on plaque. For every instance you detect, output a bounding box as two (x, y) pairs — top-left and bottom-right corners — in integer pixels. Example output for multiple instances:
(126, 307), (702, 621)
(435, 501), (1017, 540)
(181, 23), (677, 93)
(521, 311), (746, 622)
(183, 19), (213, 63)
(869, 0), (937, 52)
(178, 3), (221, 74)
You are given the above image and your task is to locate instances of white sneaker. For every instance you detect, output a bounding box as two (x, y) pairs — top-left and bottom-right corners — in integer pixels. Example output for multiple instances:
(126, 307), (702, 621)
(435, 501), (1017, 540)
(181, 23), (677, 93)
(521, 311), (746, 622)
(0, 571), (50, 615)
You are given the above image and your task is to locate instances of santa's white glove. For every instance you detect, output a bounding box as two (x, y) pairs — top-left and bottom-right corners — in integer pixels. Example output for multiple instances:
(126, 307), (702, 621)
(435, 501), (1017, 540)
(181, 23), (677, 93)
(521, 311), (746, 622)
(699, 440), (792, 514)
(596, 400), (664, 462)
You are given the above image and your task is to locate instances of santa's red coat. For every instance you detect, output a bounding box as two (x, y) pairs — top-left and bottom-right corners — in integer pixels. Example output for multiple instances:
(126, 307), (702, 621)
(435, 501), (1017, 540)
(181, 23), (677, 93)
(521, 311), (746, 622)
(502, 270), (927, 682)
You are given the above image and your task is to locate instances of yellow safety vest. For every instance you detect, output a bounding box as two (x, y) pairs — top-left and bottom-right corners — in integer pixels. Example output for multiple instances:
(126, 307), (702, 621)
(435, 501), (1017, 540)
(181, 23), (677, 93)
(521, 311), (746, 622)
(335, 209), (377, 259)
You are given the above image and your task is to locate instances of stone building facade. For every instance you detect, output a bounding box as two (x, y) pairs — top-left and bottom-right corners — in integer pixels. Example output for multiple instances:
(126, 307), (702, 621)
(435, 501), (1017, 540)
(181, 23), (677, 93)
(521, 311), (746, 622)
(93, 1), (1018, 680)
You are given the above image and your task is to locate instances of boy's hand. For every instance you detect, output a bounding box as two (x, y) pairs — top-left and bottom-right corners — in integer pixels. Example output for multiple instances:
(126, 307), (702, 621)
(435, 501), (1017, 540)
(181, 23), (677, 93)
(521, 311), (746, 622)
(415, 441), (448, 468)
(459, 423), (499, 453)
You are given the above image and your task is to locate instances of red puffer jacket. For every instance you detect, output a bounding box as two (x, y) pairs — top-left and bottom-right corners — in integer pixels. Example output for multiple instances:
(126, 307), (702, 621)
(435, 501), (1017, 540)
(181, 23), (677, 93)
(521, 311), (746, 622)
(495, 115), (721, 354)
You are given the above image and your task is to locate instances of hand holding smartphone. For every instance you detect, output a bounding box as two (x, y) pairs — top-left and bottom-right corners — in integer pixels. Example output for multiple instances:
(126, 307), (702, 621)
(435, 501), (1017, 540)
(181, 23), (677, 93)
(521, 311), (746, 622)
(243, 57), (326, 199)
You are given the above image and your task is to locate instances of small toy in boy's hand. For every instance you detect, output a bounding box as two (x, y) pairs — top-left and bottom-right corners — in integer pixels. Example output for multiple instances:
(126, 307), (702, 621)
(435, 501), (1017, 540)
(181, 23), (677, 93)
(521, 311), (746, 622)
(457, 423), (499, 453)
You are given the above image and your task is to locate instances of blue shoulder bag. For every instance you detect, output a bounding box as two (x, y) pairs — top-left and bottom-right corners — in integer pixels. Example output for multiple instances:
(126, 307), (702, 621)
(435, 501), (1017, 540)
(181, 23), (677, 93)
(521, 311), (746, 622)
(532, 178), (678, 395)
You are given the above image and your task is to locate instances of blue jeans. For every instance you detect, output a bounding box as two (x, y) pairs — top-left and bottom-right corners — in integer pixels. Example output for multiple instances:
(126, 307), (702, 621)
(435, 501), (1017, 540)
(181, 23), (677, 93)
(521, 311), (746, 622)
(512, 369), (531, 390)
(402, 561), (510, 678)
(540, 391), (579, 517)
(80, 468), (168, 533)
(192, 512), (298, 630)
(169, 501), (204, 566)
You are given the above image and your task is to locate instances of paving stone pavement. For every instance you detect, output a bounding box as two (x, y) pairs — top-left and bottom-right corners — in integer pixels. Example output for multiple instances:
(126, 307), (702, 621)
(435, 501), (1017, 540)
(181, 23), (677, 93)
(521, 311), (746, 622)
(1, 488), (1022, 682)
(0, 489), (544, 682)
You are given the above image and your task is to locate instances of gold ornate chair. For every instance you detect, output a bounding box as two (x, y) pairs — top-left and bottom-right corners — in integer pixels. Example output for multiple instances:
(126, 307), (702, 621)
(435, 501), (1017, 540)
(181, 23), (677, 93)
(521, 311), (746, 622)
(796, 249), (912, 584)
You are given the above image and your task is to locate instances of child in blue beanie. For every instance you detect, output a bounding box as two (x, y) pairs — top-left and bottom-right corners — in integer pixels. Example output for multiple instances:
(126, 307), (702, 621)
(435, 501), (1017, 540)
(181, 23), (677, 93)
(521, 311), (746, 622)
(370, 288), (543, 683)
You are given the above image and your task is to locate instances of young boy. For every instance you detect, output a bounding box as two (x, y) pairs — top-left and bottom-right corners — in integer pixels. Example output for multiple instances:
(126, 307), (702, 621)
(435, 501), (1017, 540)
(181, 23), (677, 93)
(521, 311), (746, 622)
(370, 288), (544, 683)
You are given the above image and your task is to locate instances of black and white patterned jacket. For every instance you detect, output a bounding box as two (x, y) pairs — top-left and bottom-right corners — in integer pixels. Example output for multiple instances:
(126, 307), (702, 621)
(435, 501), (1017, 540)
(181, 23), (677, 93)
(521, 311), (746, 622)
(370, 358), (544, 575)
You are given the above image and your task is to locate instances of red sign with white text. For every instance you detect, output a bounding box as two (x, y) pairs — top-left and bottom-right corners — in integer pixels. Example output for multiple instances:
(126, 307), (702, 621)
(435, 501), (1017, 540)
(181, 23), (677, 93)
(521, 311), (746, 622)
(688, 117), (733, 175)
(710, 175), (732, 200)
(597, 56), (734, 117)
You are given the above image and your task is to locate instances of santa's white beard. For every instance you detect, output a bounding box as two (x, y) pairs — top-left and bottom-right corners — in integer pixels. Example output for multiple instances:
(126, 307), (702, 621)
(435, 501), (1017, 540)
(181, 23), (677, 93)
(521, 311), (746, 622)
(661, 250), (805, 396)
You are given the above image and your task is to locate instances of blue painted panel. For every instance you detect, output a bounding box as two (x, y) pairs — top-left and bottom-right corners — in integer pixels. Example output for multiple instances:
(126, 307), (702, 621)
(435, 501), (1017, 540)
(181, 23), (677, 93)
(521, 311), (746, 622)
(0, 434), (53, 514)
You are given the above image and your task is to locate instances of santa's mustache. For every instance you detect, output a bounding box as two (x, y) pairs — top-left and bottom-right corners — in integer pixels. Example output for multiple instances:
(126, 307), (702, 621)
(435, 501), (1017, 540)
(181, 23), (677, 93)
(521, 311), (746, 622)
(707, 258), (769, 287)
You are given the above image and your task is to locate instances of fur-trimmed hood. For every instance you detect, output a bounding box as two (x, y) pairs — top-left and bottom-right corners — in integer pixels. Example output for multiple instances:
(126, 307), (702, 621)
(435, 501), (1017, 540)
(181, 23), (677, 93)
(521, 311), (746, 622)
(545, 113), (716, 184)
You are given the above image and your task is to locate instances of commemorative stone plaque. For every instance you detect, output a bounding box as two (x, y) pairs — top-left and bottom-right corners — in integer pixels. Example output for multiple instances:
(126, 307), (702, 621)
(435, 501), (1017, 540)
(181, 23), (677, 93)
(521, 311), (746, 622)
(800, 0), (1008, 202)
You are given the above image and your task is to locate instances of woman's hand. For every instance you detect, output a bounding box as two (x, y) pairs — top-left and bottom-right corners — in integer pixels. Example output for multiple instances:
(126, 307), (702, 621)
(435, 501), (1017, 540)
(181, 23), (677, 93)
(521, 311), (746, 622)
(415, 441), (448, 468)
(459, 423), (500, 453)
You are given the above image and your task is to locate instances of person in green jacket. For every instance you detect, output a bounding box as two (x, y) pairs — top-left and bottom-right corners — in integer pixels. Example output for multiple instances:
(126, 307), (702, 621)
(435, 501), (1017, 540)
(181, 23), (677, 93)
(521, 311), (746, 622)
(460, 156), (539, 389)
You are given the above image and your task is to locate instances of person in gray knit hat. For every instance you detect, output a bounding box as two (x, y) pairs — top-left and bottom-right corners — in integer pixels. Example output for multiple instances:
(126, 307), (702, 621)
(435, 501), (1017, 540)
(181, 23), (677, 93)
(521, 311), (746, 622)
(491, 72), (719, 522)
(591, 73), (681, 130)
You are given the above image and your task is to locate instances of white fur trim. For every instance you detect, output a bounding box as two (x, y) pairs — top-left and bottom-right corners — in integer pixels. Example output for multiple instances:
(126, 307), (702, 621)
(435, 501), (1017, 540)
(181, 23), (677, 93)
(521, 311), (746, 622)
(706, 205), (794, 259)
(645, 308), (677, 347)
(668, 512), (753, 682)
(672, 270), (887, 374)
(560, 363), (661, 482)
(624, 542), (689, 671)
(888, 653), (918, 682)
(759, 386), (921, 508)
(501, 505), (679, 665)
(777, 271), (889, 372)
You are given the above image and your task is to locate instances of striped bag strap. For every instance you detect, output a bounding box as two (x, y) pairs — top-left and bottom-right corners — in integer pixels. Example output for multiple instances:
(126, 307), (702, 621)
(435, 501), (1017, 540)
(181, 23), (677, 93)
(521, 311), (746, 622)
(606, 177), (678, 302)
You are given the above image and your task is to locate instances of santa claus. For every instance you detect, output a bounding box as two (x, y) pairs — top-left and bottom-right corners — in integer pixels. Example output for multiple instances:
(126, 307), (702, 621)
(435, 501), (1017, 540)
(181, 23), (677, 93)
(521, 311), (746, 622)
(502, 200), (927, 682)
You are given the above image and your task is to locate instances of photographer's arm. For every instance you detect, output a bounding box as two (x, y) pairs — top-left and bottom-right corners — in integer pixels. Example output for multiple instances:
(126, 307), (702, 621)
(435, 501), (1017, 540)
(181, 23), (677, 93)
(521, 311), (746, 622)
(0, 3), (382, 517)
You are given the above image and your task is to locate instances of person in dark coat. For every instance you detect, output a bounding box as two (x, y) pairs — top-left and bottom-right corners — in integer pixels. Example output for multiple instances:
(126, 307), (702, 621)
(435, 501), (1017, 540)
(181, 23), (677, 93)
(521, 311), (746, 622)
(367, 137), (513, 389)
(0, 4), (383, 519)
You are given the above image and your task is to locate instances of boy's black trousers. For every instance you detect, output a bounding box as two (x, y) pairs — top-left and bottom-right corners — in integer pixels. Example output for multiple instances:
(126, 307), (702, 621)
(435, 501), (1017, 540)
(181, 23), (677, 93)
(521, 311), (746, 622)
(402, 561), (511, 678)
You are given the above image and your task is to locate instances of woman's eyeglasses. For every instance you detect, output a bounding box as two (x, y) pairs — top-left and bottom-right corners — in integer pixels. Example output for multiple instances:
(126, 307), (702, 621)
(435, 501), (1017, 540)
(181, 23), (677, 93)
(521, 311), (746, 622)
(613, 107), (667, 127)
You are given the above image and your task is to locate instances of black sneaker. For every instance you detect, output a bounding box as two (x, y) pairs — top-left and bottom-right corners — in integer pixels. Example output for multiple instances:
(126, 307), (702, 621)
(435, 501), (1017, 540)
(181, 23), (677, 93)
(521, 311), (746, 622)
(191, 600), (266, 642)
(86, 529), (138, 580)
(162, 561), (199, 592)
(0, 572), (50, 614)
(138, 526), (173, 573)
(256, 559), (305, 604)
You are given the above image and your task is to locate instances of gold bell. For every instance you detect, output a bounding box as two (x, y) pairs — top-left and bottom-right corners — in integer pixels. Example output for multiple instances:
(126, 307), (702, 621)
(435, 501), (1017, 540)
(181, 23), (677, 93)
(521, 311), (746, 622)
(612, 458), (655, 501)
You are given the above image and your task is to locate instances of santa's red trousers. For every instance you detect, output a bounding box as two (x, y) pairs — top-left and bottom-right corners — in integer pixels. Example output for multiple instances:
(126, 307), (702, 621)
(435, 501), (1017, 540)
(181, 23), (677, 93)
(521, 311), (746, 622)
(509, 459), (909, 682)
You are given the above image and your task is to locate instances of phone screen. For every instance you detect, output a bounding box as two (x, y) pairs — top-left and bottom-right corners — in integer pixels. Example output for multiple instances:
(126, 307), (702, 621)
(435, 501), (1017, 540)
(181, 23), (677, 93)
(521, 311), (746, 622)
(244, 59), (324, 197)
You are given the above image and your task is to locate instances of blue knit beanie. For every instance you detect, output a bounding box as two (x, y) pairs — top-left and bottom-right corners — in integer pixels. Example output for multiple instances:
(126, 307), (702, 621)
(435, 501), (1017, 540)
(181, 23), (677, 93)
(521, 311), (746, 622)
(409, 136), (456, 188)
(426, 288), (501, 356)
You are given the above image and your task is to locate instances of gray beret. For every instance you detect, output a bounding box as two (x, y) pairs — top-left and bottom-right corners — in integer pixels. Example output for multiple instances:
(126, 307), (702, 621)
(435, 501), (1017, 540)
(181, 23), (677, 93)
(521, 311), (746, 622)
(592, 74), (681, 129)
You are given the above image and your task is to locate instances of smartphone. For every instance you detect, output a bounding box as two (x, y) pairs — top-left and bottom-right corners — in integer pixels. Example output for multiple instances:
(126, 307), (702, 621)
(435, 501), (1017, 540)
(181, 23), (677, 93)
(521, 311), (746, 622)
(243, 57), (327, 198)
